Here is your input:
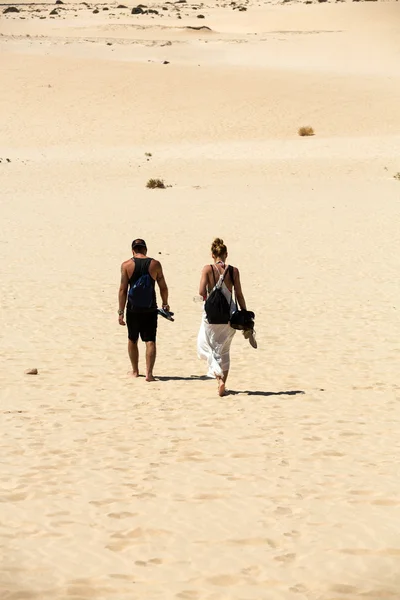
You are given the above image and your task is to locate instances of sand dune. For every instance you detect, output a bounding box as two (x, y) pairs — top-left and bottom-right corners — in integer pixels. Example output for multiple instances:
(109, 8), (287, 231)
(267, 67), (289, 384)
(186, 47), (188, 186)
(1, 1), (400, 598)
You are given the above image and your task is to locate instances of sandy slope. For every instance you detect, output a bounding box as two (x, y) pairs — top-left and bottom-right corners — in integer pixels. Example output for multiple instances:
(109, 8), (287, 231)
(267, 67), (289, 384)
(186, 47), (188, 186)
(1, 1), (400, 599)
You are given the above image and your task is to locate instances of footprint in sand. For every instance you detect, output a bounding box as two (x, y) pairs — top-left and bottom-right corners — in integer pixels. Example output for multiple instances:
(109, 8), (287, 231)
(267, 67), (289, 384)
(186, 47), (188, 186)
(330, 584), (359, 594)
(290, 583), (308, 593)
(106, 527), (171, 552)
(284, 530), (301, 538)
(207, 574), (242, 586)
(274, 506), (292, 515)
(274, 553), (296, 563)
(228, 537), (278, 548)
(107, 511), (137, 519)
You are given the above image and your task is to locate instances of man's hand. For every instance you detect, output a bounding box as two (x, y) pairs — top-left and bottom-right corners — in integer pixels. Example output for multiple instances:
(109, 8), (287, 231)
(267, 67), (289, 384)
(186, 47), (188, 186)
(118, 314), (126, 326)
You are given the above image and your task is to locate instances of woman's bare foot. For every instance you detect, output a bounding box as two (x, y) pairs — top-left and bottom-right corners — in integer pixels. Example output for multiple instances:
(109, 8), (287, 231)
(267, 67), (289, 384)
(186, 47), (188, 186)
(146, 374), (156, 382)
(217, 377), (226, 397)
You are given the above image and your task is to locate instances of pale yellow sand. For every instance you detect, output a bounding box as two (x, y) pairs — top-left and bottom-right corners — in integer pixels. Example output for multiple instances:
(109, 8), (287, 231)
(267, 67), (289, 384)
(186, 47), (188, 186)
(1, 1), (400, 598)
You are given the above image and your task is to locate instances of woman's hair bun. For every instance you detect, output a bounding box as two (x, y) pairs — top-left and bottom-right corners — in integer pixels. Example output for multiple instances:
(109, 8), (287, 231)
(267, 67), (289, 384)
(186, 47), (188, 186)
(211, 238), (227, 257)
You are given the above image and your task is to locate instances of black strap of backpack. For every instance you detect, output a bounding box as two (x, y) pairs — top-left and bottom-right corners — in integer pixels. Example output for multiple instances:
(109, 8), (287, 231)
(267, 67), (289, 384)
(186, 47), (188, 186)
(210, 264), (216, 285)
(210, 264), (230, 287)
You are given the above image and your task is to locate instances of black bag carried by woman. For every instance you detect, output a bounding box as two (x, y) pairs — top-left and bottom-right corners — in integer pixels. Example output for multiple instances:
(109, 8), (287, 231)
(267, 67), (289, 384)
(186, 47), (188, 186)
(227, 266), (255, 331)
(230, 308), (255, 331)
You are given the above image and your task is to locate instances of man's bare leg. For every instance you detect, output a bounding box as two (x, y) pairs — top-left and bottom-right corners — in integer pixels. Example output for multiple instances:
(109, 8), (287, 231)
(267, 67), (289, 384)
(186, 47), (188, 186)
(128, 340), (139, 377)
(145, 341), (156, 382)
(216, 370), (229, 397)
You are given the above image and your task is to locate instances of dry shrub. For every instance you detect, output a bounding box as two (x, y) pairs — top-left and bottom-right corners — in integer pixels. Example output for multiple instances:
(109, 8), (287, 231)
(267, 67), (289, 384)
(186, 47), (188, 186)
(298, 126), (315, 137)
(146, 178), (165, 189)
(394, 172), (400, 181)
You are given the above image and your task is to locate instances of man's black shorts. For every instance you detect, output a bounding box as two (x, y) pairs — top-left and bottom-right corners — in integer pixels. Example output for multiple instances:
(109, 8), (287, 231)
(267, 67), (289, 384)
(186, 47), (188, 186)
(126, 310), (158, 343)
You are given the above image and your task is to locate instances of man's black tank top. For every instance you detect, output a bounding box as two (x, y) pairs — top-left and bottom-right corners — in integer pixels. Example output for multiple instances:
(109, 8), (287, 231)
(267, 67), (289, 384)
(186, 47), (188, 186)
(128, 257), (157, 313)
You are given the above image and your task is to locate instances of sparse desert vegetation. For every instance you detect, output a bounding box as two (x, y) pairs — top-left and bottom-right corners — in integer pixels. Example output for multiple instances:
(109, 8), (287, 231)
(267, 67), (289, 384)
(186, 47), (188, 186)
(145, 152), (152, 157)
(298, 126), (315, 137)
(394, 172), (400, 180)
(146, 178), (165, 189)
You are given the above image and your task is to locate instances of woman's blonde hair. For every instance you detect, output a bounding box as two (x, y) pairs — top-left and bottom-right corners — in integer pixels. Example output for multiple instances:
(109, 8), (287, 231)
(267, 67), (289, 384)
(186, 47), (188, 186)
(211, 238), (227, 258)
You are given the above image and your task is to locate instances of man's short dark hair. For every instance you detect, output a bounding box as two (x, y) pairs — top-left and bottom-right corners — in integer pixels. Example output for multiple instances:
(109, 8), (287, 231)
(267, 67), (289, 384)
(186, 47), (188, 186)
(132, 238), (147, 252)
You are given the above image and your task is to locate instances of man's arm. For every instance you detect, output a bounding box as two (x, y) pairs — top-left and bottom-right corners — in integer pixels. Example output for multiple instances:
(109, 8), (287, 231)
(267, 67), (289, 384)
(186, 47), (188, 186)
(118, 262), (129, 325)
(155, 261), (169, 309)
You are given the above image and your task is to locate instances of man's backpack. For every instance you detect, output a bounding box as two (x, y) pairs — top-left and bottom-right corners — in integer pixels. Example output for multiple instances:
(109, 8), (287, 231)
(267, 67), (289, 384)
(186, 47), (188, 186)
(128, 273), (154, 310)
(204, 265), (232, 324)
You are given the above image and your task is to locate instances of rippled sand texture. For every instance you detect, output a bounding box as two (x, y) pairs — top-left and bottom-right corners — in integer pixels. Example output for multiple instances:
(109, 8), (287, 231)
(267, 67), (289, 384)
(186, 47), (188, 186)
(1, 0), (400, 598)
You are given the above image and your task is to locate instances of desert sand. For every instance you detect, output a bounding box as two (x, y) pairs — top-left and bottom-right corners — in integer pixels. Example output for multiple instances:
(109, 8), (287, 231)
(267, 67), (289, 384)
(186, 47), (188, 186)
(1, 0), (400, 597)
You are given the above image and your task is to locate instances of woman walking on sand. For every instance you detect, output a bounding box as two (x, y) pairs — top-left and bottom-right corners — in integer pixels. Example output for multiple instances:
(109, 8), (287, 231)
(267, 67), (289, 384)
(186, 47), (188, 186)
(197, 238), (255, 397)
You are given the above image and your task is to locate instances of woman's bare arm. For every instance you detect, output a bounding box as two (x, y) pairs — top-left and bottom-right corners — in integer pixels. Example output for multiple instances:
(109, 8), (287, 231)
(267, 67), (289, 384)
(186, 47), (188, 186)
(199, 265), (211, 300)
(233, 267), (247, 310)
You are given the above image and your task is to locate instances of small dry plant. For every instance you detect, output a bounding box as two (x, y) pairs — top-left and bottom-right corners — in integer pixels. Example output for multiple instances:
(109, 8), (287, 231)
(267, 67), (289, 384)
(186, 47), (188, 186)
(146, 178), (165, 189)
(298, 126), (315, 137)
(394, 172), (400, 180)
(145, 152), (152, 157)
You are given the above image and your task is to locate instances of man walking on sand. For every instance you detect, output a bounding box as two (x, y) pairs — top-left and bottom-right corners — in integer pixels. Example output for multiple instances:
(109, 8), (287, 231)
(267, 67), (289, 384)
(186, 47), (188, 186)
(118, 239), (170, 381)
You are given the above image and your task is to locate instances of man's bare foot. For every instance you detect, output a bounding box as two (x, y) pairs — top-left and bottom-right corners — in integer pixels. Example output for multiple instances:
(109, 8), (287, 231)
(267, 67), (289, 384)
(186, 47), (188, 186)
(146, 374), (156, 382)
(127, 370), (140, 378)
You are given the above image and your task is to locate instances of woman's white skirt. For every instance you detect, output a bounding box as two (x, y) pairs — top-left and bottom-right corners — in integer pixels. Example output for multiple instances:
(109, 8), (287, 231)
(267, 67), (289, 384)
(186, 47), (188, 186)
(197, 312), (236, 378)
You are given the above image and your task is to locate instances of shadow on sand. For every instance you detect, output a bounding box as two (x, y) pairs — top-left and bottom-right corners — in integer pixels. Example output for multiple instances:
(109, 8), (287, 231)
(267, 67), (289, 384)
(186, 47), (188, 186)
(157, 375), (211, 382)
(226, 389), (305, 397)
(157, 376), (305, 397)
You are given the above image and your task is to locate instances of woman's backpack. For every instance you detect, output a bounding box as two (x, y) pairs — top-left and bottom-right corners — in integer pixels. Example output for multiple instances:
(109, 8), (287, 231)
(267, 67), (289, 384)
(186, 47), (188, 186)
(204, 266), (232, 324)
